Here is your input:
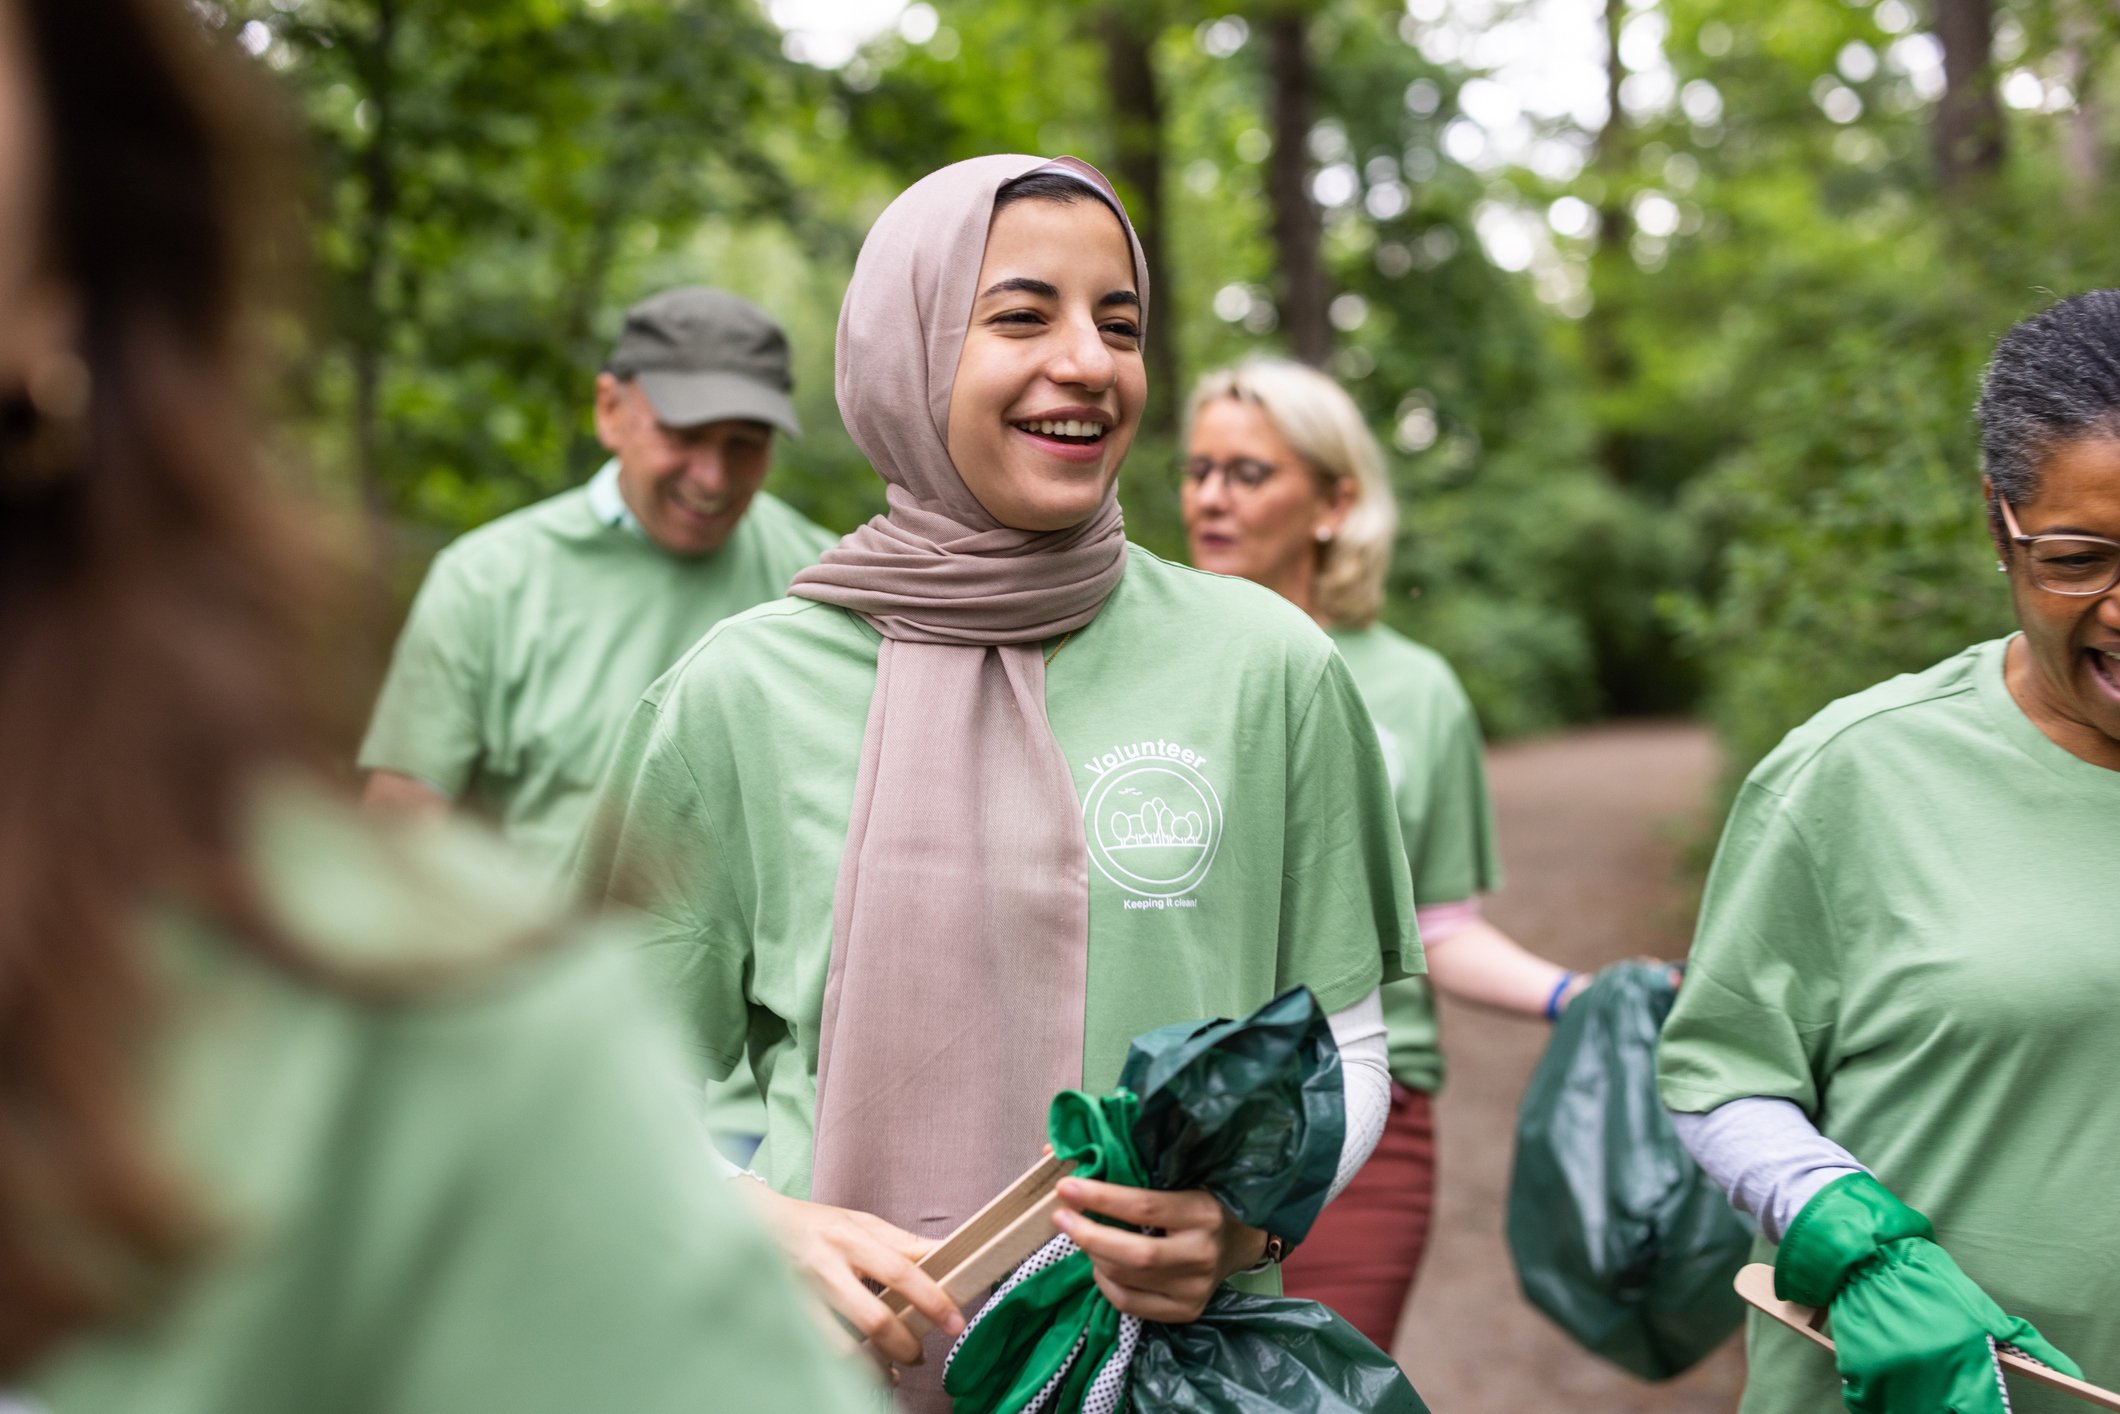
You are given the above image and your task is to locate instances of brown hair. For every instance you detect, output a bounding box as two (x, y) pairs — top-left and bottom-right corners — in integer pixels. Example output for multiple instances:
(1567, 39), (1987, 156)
(0, 0), (334, 1374)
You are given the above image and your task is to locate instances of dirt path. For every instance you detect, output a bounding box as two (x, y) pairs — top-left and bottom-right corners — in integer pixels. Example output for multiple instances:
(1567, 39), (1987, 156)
(1391, 720), (1746, 1413)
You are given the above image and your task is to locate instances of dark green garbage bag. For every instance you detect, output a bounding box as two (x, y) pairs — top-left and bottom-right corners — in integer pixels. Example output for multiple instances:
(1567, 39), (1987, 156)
(944, 987), (1429, 1414)
(1129, 1293), (1428, 1414)
(1505, 960), (1753, 1380)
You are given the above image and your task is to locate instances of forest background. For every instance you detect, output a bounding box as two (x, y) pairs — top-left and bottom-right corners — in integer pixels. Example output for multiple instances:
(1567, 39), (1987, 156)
(216, 0), (2119, 778)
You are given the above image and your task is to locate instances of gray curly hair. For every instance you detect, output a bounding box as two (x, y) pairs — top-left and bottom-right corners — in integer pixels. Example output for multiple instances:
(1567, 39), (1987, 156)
(1978, 289), (2120, 539)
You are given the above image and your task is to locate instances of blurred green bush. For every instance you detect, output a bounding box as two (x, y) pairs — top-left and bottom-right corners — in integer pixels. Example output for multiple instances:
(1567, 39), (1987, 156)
(1669, 294), (2014, 776)
(1391, 432), (1703, 739)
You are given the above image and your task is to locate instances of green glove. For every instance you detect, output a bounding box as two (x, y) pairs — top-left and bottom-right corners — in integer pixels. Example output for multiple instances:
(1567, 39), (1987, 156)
(1776, 1173), (2080, 1414)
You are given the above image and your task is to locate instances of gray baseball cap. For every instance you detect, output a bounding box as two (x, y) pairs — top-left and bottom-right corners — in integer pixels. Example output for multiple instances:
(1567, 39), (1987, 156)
(606, 286), (801, 436)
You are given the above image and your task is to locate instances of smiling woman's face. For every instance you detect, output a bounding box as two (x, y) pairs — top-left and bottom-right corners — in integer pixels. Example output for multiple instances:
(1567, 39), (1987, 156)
(2000, 435), (2120, 767)
(944, 195), (1145, 532)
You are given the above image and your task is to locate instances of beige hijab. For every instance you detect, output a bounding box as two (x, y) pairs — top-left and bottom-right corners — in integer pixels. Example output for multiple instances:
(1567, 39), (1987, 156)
(790, 156), (1147, 1267)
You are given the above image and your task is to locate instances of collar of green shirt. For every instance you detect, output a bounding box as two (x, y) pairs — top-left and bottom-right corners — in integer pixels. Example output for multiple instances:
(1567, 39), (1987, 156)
(586, 458), (646, 538)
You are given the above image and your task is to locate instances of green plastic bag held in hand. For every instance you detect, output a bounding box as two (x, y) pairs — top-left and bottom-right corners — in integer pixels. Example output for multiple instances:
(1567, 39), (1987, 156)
(1506, 960), (1753, 1379)
(1775, 1172), (2080, 1414)
(943, 987), (1429, 1414)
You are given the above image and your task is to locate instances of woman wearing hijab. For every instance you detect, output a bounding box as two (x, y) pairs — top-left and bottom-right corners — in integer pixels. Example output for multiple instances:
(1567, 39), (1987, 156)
(1178, 358), (1586, 1347)
(579, 155), (1420, 1399)
(1659, 290), (2120, 1414)
(1, 2), (877, 1410)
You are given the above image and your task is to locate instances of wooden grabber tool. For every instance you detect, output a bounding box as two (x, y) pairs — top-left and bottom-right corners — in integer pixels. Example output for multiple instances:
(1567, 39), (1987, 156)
(1735, 1263), (2120, 1411)
(867, 1149), (1077, 1351)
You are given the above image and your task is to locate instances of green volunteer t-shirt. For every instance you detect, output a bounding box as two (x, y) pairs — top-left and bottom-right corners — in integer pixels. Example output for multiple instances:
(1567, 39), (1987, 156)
(358, 461), (832, 1142)
(580, 546), (1422, 1206)
(1330, 623), (1502, 1094)
(1658, 637), (2120, 1414)
(360, 463), (833, 870)
(24, 787), (881, 1414)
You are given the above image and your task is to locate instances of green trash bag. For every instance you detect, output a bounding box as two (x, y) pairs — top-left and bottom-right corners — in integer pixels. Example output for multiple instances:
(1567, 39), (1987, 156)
(1505, 960), (1753, 1380)
(1119, 985), (1345, 1244)
(1129, 1292), (1429, 1414)
(944, 987), (1428, 1414)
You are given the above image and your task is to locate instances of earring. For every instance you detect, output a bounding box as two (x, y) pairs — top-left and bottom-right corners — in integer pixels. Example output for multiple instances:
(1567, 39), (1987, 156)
(1996, 561), (2008, 573)
(1315, 526), (1333, 544)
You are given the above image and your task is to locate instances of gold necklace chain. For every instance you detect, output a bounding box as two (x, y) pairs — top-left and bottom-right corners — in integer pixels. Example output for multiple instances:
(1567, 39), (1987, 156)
(1043, 631), (1075, 666)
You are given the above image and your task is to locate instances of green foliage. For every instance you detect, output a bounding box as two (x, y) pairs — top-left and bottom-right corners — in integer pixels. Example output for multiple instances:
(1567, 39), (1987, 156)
(1152, 2), (1700, 732)
(1627, 0), (2120, 778)
(205, 0), (2120, 760)
(1391, 407), (1704, 737)
(224, 0), (847, 524)
(1668, 284), (2015, 774)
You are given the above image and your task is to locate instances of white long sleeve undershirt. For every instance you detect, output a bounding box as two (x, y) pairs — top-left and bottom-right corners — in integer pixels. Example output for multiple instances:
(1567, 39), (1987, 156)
(1666, 1096), (1868, 1242)
(1325, 988), (1392, 1203)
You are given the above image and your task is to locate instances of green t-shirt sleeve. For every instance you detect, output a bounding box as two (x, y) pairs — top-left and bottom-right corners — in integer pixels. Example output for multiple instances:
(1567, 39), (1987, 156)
(1278, 652), (1423, 1012)
(358, 549), (490, 798)
(345, 943), (877, 1414)
(1657, 779), (1841, 1115)
(574, 692), (753, 1079)
(1406, 675), (1502, 906)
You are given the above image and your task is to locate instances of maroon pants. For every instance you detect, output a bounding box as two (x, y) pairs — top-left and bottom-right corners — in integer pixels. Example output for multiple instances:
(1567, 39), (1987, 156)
(1280, 1082), (1436, 1351)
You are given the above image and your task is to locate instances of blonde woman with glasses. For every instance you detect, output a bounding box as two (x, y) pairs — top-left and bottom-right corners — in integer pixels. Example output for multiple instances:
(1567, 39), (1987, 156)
(1181, 357), (1582, 1349)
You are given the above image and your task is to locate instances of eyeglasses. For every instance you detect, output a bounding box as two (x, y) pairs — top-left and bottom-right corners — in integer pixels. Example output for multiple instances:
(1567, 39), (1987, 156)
(1996, 493), (2120, 596)
(1177, 455), (1283, 491)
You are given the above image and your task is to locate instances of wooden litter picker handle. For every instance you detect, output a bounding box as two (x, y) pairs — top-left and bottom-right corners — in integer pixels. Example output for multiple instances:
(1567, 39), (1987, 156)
(1734, 1263), (2120, 1411)
(868, 1149), (1077, 1350)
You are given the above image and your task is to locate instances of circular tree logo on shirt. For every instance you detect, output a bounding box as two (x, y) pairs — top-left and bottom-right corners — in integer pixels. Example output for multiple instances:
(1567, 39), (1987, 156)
(1079, 739), (1224, 902)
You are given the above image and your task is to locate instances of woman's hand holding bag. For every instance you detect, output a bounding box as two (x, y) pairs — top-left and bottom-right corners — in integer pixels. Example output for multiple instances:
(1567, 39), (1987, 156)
(1052, 1177), (1269, 1323)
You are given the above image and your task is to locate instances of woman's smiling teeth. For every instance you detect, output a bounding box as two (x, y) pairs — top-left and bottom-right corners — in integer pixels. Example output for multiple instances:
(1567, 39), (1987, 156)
(1015, 418), (1107, 442)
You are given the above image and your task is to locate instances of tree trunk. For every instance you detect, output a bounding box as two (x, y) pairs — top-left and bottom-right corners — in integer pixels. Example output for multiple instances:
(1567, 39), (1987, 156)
(1594, 0), (1629, 221)
(1262, 9), (1332, 368)
(1932, 0), (2005, 191)
(1584, 0), (1636, 482)
(351, 0), (399, 522)
(560, 103), (650, 370)
(1097, 8), (1177, 436)
(2058, 0), (2102, 203)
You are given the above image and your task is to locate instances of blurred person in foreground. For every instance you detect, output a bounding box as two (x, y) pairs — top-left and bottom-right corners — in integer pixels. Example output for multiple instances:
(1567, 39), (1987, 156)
(0, 2), (876, 1410)
(1180, 357), (1592, 1349)
(359, 287), (833, 1163)
(1658, 291), (2120, 1414)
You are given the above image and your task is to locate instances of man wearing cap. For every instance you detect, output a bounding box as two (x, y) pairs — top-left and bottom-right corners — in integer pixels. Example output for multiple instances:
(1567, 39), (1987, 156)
(359, 288), (831, 1151)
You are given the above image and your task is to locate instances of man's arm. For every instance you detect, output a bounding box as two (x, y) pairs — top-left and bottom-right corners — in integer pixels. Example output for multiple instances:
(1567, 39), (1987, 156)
(358, 544), (489, 806)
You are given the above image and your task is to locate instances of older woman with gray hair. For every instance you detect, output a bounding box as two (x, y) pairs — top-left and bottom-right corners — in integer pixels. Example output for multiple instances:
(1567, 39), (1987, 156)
(1180, 356), (1581, 1348)
(1657, 292), (2120, 1414)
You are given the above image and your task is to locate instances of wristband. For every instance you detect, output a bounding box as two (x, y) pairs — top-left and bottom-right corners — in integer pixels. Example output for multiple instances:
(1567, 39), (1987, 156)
(1543, 971), (1577, 1022)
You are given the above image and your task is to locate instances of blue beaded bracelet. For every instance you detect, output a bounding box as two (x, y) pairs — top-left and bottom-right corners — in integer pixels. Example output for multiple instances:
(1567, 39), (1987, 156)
(1544, 971), (1577, 1022)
